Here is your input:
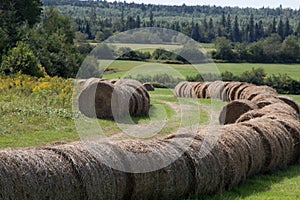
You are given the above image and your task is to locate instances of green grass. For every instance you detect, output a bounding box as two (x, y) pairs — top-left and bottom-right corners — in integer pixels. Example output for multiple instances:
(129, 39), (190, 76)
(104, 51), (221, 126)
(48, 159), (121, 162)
(102, 60), (300, 81)
(187, 164), (300, 200)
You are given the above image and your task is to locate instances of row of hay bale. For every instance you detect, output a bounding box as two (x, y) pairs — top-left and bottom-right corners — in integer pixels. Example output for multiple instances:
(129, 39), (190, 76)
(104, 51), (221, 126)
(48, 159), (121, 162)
(77, 78), (150, 119)
(0, 103), (299, 199)
(173, 81), (278, 102)
(0, 81), (299, 199)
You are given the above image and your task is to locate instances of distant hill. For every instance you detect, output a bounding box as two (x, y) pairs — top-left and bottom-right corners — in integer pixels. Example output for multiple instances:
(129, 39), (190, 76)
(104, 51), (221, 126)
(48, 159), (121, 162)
(41, 0), (300, 43)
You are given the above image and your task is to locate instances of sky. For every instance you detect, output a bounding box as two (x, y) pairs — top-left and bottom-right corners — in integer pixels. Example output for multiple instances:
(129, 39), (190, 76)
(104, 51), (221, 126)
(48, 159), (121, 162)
(109, 0), (299, 9)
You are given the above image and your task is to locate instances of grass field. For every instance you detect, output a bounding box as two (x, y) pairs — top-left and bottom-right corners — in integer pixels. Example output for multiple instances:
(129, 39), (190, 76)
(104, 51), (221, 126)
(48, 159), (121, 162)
(102, 60), (300, 81)
(1, 62), (300, 199)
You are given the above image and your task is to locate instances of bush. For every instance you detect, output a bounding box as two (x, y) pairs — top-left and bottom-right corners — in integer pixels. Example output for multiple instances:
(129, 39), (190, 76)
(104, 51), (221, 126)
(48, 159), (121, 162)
(0, 41), (45, 77)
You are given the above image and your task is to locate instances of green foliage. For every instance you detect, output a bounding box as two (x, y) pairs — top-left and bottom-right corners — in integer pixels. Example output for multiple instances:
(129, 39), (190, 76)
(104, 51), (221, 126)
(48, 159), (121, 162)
(240, 67), (266, 85)
(0, 41), (44, 77)
(213, 37), (236, 61)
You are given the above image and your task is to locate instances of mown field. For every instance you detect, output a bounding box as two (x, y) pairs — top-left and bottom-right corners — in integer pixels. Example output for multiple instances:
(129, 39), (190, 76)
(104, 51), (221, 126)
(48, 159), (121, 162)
(0, 59), (300, 199)
(102, 60), (300, 81)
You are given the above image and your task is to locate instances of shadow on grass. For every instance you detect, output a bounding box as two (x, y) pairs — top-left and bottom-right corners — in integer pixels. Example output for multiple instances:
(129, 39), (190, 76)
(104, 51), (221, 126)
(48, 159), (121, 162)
(185, 164), (300, 200)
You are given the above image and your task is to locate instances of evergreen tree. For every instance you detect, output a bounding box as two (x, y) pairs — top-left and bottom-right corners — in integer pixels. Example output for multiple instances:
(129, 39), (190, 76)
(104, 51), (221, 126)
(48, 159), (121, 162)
(149, 10), (154, 27)
(233, 16), (240, 42)
(278, 17), (284, 39)
(248, 14), (255, 42)
(284, 18), (292, 38)
(136, 15), (141, 28)
(226, 14), (232, 40)
(271, 17), (277, 33)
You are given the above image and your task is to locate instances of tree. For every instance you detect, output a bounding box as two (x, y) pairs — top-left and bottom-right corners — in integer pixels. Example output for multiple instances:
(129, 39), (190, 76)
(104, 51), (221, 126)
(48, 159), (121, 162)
(280, 35), (300, 63)
(136, 15), (141, 28)
(232, 16), (240, 42)
(248, 14), (255, 42)
(149, 10), (154, 27)
(284, 18), (292, 38)
(213, 37), (235, 61)
(42, 7), (75, 44)
(0, 41), (44, 77)
(226, 14), (232, 40)
(277, 17), (284, 40)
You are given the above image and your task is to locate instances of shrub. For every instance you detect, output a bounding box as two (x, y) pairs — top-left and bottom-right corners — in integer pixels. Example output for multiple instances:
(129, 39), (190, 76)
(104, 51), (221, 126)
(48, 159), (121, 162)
(0, 42), (45, 77)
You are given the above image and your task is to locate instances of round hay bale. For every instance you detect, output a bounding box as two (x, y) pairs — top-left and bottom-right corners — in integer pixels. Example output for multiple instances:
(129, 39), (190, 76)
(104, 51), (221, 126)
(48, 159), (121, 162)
(45, 142), (128, 200)
(236, 102), (298, 123)
(115, 140), (190, 199)
(217, 125), (250, 188)
(193, 82), (204, 98)
(241, 118), (293, 172)
(207, 81), (227, 100)
(0, 148), (83, 199)
(278, 96), (300, 116)
(221, 82), (235, 101)
(224, 124), (265, 177)
(78, 80), (114, 118)
(123, 80), (150, 115)
(234, 84), (253, 100)
(143, 83), (155, 91)
(199, 82), (212, 99)
(227, 82), (244, 101)
(240, 85), (277, 101)
(253, 96), (282, 108)
(174, 81), (189, 97)
(262, 114), (300, 163)
(219, 100), (258, 125)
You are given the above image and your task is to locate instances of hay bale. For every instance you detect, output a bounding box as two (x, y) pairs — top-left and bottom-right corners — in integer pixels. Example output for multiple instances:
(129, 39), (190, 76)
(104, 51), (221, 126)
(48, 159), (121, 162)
(78, 80), (114, 118)
(192, 82), (204, 98)
(227, 82), (244, 101)
(219, 100), (258, 125)
(45, 142), (128, 200)
(0, 148), (83, 199)
(234, 84), (253, 100)
(221, 82), (237, 101)
(253, 97), (282, 108)
(143, 83), (155, 91)
(115, 140), (190, 199)
(240, 85), (277, 101)
(198, 82), (212, 99)
(262, 114), (300, 163)
(217, 125), (251, 188)
(241, 117), (293, 172)
(236, 102), (298, 123)
(223, 124), (265, 177)
(278, 96), (300, 116)
(174, 81), (189, 97)
(207, 81), (227, 100)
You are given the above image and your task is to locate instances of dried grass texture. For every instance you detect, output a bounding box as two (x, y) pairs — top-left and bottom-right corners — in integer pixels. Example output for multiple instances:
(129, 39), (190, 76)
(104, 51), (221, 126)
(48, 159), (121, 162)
(78, 80), (114, 118)
(240, 86), (277, 101)
(236, 102), (298, 123)
(0, 148), (83, 200)
(219, 100), (258, 125)
(174, 81), (188, 97)
(241, 117), (294, 172)
(207, 81), (227, 100)
(115, 140), (190, 199)
(278, 96), (300, 116)
(45, 142), (128, 200)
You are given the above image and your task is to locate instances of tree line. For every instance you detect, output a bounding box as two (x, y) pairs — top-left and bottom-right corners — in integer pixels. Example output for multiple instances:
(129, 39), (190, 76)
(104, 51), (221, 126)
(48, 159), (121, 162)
(42, 0), (300, 43)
